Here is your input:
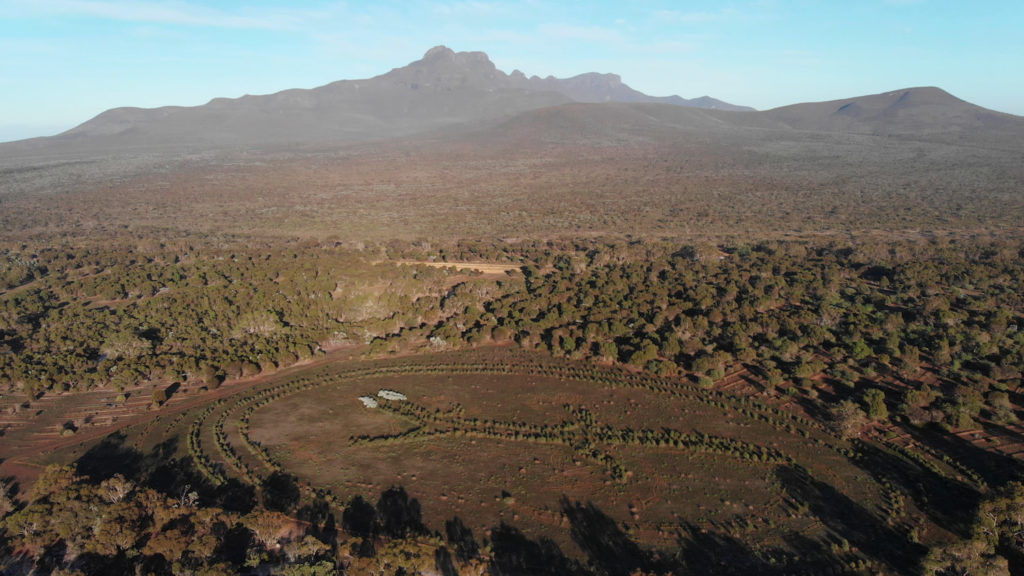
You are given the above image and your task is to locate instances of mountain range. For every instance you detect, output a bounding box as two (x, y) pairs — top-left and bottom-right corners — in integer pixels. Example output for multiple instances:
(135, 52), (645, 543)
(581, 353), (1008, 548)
(4, 45), (1023, 158)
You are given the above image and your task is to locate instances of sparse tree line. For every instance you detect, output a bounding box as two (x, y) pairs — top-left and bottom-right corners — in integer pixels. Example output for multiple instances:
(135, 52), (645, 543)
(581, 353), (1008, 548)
(351, 396), (789, 484)
(187, 401), (226, 487)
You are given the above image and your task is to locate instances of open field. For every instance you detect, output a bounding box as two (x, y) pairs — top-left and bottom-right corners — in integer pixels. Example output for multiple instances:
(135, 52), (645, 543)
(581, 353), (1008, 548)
(248, 368), (857, 546)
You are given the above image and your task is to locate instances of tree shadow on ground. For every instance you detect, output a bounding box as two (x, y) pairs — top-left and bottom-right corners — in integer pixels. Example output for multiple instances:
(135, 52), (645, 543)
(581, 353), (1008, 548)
(163, 381), (181, 402)
(788, 393), (838, 428)
(776, 464), (926, 574)
(558, 497), (843, 576)
(434, 546), (459, 576)
(1, 472), (20, 499)
(438, 496), (857, 575)
(261, 470), (300, 514)
(74, 431), (255, 513)
(677, 522), (859, 575)
(980, 420), (1024, 450)
(903, 423), (1024, 487)
(779, 531), (862, 575)
(377, 485), (427, 540)
(445, 516), (480, 563)
(342, 494), (378, 539)
(74, 430), (147, 481)
(342, 494), (379, 558)
(488, 522), (586, 576)
(560, 497), (677, 575)
(675, 521), (777, 575)
(852, 438), (981, 537)
(298, 495), (339, 549)
(341, 486), (428, 559)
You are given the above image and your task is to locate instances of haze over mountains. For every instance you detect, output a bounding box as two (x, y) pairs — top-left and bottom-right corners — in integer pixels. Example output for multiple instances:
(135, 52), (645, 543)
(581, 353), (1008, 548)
(3, 45), (1023, 160)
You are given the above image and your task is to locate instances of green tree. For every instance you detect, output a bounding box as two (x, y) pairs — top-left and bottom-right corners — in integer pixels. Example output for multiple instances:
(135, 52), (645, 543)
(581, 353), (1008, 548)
(988, 391), (1018, 425)
(863, 388), (889, 421)
(151, 387), (168, 408)
(830, 400), (868, 439)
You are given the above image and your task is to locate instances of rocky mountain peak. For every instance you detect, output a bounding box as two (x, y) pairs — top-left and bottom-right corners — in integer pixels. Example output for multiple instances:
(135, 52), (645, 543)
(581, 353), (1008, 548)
(422, 45), (455, 60)
(384, 45), (504, 89)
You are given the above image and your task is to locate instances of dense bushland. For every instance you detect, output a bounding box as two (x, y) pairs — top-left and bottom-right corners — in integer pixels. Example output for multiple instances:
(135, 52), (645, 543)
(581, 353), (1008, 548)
(0, 239), (456, 397)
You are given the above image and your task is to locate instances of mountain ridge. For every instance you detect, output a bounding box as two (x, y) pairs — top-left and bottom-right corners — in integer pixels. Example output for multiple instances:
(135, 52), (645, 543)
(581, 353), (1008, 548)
(367, 46), (753, 110)
(3, 47), (1022, 157)
(39, 45), (752, 150)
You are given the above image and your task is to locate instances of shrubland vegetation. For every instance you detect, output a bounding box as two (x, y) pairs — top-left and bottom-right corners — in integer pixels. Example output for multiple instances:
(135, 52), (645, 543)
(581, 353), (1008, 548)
(0, 124), (1022, 574)
(411, 236), (1024, 434)
(5, 234), (1020, 430)
(0, 239), (458, 398)
(2, 124), (1023, 244)
(1, 231), (1022, 574)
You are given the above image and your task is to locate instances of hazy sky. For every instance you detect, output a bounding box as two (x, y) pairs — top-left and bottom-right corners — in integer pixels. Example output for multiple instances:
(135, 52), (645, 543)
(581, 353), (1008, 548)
(2, 0), (1022, 142)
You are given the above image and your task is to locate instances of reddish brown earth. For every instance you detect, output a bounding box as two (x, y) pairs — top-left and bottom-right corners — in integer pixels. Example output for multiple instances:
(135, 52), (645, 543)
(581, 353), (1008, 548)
(0, 346), (361, 488)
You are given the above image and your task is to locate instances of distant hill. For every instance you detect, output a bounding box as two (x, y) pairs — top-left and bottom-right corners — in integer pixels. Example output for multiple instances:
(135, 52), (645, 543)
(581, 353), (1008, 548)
(757, 87), (1024, 144)
(455, 84), (1024, 153)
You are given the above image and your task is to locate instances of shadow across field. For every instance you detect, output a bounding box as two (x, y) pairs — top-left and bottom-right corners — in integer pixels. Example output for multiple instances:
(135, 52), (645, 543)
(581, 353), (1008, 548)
(904, 423), (1024, 487)
(562, 497), (661, 575)
(489, 497), (855, 575)
(488, 522), (586, 576)
(776, 464), (926, 574)
(341, 486), (429, 558)
(0, 470), (19, 501)
(674, 521), (777, 575)
(981, 420), (1024, 451)
(74, 431), (256, 513)
(852, 439), (981, 537)
(445, 516), (480, 564)
(66, 432), (892, 575)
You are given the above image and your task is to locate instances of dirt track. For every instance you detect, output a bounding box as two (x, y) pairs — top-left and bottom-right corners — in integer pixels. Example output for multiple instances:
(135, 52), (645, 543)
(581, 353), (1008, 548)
(394, 260), (520, 275)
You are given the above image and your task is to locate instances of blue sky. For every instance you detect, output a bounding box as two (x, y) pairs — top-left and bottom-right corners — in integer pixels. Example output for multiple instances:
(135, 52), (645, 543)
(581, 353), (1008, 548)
(1, 0), (1022, 142)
